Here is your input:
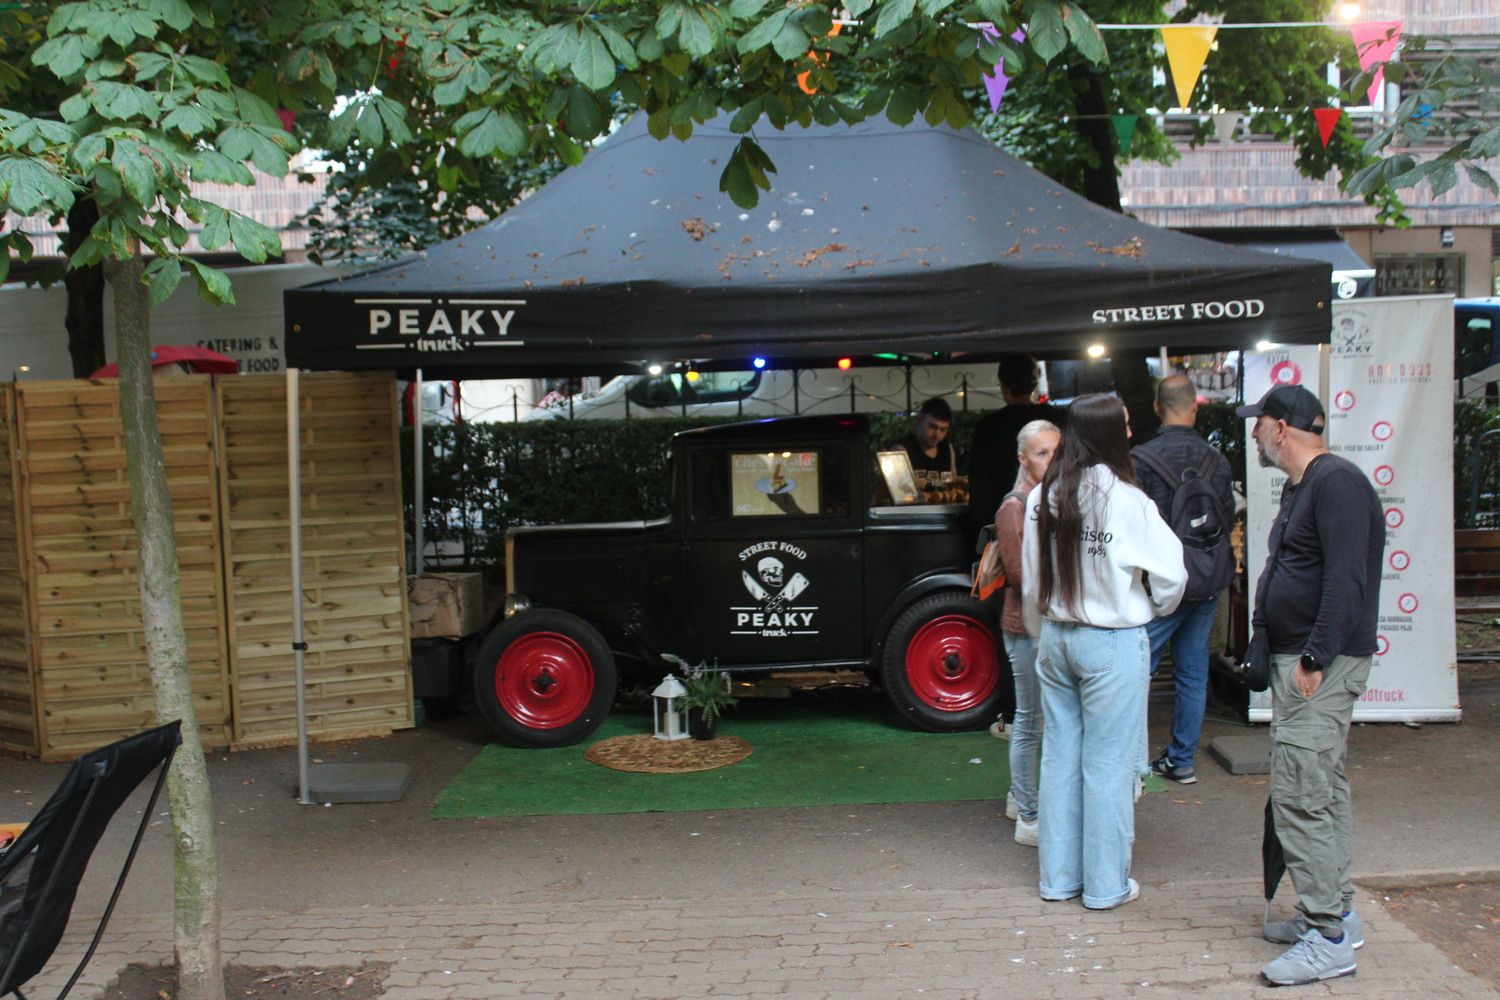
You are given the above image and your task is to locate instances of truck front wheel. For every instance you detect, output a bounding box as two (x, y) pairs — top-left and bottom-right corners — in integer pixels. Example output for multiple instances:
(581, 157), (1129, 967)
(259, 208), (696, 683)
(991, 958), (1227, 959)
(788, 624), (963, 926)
(880, 592), (1006, 732)
(473, 609), (617, 748)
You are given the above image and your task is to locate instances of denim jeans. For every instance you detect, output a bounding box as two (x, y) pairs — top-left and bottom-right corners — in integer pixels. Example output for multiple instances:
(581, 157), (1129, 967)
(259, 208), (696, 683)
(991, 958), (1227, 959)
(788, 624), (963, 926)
(1003, 631), (1041, 823)
(1144, 594), (1221, 769)
(1036, 620), (1150, 908)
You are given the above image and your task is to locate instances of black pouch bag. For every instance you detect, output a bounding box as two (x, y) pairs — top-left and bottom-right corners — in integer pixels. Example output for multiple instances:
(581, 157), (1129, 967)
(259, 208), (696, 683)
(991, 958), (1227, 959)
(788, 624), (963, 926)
(1241, 628), (1271, 692)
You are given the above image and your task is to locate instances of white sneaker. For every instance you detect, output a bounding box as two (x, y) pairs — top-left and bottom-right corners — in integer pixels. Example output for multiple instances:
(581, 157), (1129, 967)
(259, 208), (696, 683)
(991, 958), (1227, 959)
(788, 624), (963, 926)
(1005, 791), (1019, 820)
(989, 719), (1010, 740)
(1014, 816), (1039, 847)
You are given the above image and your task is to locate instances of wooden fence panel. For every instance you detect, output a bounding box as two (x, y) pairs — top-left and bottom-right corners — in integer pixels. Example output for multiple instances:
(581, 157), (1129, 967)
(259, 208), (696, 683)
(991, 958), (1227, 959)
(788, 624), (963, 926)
(0, 388), (37, 752)
(12, 378), (230, 759)
(218, 372), (411, 749)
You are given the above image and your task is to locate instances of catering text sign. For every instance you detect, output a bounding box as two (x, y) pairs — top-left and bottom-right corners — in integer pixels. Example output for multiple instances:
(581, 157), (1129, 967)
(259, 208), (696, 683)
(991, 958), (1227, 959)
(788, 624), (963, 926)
(1243, 296), (1459, 722)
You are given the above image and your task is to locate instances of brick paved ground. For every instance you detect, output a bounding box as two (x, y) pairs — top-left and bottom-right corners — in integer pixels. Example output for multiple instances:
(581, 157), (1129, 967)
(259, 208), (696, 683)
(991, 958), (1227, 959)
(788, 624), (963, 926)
(26, 878), (1497, 999)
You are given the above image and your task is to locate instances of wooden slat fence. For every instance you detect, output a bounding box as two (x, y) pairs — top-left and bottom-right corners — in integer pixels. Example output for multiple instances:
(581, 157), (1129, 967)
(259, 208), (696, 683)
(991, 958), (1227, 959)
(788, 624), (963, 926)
(217, 373), (412, 749)
(3, 378), (230, 758)
(0, 372), (410, 759)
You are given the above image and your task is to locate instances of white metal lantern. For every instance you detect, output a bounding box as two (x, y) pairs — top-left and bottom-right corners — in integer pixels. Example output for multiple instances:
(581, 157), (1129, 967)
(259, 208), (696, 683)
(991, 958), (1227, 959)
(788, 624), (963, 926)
(652, 674), (690, 741)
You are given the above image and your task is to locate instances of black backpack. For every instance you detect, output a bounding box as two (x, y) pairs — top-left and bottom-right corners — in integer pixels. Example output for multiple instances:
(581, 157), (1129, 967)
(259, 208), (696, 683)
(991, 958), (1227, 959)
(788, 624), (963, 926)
(1134, 447), (1233, 602)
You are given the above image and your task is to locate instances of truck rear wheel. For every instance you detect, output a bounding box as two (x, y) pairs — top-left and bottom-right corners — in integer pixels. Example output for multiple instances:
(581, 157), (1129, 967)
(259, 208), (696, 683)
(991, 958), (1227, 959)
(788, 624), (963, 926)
(473, 609), (617, 748)
(880, 592), (1006, 732)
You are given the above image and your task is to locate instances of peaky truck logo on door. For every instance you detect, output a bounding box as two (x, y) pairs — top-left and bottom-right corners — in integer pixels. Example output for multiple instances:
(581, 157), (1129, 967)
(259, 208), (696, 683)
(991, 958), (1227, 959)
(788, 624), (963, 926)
(731, 541), (819, 638)
(355, 297), (527, 355)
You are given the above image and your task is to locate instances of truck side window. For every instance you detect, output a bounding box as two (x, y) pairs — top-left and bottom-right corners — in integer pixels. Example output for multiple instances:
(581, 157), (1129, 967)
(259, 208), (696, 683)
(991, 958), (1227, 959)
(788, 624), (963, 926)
(691, 448), (849, 521)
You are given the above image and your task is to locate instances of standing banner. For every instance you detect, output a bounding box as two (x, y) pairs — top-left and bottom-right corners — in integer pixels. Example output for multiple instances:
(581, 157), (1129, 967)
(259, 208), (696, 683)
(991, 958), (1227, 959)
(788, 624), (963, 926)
(1242, 296), (1459, 722)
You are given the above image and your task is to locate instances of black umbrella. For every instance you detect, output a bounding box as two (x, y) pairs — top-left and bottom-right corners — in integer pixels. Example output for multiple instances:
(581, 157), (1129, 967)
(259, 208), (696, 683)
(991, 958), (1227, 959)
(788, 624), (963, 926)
(1262, 795), (1288, 922)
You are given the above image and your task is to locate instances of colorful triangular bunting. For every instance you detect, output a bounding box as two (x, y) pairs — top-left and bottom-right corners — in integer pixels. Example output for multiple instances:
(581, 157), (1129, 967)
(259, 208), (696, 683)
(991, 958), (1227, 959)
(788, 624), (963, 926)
(1212, 110), (1241, 143)
(1313, 106), (1343, 147)
(978, 24), (1027, 113)
(1161, 25), (1218, 109)
(1349, 21), (1402, 106)
(1111, 114), (1138, 153)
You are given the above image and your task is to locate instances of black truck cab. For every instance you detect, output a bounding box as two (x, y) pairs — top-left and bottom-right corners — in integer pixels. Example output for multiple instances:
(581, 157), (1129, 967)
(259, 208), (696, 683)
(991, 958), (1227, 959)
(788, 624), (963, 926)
(477, 414), (1008, 747)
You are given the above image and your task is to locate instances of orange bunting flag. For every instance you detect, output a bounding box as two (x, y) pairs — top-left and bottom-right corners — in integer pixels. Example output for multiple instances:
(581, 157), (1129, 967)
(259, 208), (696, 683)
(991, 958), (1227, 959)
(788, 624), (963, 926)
(1313, 107), (1343, 147)
(1161, 25), (1218, 109)
(1348, 21), (1402, 106)
(797, 22), (843, 95)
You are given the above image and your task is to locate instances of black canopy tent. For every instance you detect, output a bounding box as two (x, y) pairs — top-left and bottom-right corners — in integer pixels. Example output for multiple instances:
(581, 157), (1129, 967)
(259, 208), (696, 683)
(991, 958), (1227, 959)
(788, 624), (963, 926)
(284, 114), (1330, 378)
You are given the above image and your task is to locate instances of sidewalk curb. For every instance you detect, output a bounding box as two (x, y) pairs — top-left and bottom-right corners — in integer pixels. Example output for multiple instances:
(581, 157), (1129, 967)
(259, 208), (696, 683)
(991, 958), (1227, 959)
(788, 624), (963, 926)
(1357, 867), (1500, 891)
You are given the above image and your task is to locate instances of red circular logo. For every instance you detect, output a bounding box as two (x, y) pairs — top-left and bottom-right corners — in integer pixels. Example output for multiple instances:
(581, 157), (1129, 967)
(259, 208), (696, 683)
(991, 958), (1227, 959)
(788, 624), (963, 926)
(1373, 465), (1395, 486)
(1384, 507), (1404, 529)
(1375, 635), (1390, 657)
(1398, 592), (1419, 614)
(1389, 550), (1410, 572)
(1334, 390), (1356, 412)
(1372, 421), (1394, 442)
(1269, 361), (1302, 386)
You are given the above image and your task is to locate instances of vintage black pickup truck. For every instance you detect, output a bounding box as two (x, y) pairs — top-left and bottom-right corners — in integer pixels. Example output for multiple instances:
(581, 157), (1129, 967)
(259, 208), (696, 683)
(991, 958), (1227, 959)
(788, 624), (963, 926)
(475, 414), (1010, 747)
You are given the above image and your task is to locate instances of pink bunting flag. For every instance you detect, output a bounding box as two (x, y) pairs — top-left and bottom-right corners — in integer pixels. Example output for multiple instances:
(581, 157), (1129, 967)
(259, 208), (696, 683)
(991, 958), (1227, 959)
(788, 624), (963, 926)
(1349, 21), (1402, 106)
(978, 25), (1027, 113)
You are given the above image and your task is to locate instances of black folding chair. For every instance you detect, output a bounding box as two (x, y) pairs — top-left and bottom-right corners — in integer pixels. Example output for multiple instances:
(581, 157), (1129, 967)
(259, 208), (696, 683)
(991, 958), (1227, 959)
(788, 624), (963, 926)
(0, 721), (182, 1000)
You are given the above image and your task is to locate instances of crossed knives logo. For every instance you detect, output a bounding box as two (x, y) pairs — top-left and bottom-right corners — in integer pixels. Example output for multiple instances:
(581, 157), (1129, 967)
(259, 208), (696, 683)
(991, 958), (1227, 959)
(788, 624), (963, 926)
(742, 556), (809, 609)
(732, 554), (818, 636)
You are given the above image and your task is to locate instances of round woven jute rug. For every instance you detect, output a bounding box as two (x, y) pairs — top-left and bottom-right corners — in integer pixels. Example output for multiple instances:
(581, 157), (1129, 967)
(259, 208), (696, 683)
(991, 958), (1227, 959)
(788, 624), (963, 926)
(584, 733), (753, 773)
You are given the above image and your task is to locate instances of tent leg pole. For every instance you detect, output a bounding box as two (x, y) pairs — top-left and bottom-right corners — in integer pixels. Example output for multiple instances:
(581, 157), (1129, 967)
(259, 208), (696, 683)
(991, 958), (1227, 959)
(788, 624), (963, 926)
(288, 368), (310, 805)
(413, 368), (424, 577)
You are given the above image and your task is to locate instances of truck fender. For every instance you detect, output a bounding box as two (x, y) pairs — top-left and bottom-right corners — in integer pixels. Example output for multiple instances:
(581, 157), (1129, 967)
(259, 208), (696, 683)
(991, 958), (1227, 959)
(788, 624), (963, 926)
(870, 571), (985, 663)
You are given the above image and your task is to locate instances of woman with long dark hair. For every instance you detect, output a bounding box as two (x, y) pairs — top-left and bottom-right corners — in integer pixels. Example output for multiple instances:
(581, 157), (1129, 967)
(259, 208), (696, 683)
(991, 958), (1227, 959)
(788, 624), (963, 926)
(1021, 393), (1186, 909)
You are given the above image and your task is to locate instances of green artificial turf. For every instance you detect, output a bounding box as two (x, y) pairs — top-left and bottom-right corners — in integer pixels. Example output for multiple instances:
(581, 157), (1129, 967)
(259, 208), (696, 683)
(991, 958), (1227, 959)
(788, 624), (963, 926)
(433, 699), (1015, 819)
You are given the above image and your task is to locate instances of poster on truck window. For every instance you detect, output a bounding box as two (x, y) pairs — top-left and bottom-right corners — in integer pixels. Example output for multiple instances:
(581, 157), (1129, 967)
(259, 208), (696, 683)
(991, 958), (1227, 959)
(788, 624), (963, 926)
(1243, 295), (1459, 722)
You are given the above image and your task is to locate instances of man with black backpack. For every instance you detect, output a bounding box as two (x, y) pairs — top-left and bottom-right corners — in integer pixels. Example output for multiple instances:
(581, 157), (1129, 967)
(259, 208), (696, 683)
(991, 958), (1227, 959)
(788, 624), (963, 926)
(1130, 375), (1236, 785)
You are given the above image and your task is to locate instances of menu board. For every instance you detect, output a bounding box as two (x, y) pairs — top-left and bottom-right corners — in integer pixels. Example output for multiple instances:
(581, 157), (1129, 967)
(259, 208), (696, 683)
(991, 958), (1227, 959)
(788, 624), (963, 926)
(731, 451), (820, 517)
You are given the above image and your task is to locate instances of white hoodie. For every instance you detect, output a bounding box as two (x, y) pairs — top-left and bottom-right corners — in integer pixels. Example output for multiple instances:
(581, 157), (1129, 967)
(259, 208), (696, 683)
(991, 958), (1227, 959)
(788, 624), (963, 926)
(1021, 464), (1186, 635)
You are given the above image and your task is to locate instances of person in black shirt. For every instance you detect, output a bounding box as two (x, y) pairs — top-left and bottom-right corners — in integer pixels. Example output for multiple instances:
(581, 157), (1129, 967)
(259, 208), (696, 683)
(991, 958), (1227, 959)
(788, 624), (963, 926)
(968, 355), (1064, 541)
(1238, 384), (1382, 987)
(900, 397), (958, 476)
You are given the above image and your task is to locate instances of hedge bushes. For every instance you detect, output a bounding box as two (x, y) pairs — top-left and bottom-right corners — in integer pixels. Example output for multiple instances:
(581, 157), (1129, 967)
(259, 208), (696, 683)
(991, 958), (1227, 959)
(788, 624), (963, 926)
(412, 400), (1496, 570)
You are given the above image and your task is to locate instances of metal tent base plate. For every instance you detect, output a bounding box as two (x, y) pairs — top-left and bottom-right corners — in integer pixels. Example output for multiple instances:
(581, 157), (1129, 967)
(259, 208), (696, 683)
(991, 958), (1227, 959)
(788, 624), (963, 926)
(1207, 733), (1270, 775)
(305, 763), (412, 803)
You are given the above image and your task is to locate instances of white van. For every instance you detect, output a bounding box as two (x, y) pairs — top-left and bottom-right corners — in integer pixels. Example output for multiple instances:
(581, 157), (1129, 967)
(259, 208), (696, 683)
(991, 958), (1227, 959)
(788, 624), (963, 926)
(524, 362), (1011, 420)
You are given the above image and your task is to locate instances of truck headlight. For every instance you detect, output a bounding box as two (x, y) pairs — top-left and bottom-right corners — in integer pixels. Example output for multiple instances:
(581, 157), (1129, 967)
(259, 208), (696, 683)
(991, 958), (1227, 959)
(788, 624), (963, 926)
(504, 594), (531, 619)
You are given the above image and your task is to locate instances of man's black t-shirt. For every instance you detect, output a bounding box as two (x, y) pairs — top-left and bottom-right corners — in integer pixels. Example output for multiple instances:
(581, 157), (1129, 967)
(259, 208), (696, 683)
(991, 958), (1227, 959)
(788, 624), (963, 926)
(900, 433), (956, 474)
(967, 402), (1064, 531)
(1255, 452), (1383, 663)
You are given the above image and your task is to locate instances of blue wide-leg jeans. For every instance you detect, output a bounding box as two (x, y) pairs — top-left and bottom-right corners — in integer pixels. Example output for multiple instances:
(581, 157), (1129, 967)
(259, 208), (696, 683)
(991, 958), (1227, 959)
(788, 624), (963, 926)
(1036, 619), (1150, 908)
(1003, 631), (1041, 823)
(1144, 593), (1220, 769)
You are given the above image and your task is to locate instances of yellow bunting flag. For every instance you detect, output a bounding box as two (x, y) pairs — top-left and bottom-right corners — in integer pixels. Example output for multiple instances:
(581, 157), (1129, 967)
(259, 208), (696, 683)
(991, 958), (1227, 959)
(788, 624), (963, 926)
(1161, 25), (1218, 109)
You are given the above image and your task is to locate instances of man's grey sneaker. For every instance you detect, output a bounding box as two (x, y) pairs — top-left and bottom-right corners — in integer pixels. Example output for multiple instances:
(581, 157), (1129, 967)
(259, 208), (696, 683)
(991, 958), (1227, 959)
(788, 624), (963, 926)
(1005, 791), (1019, 821)
(1150, 753), (1197, 785)
(1261, 927), (1356, 986)
(1264, 909), (1364, 950)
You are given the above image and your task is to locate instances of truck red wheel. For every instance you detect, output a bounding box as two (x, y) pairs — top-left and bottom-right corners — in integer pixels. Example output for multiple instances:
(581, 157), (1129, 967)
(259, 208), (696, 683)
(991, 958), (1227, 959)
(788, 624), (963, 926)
(880, 592), (1008, 732)
(494, 632), (595, 729)
(474, 609), (617, 748)
(903, 615), (999, 711)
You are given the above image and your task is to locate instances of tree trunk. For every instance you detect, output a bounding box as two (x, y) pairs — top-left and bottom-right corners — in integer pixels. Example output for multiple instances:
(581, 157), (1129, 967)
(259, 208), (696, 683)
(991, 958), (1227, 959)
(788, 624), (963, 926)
(62, 198), (106, 378)
(1067, 62), (1123, 214)
(108, 243), (227, 1000)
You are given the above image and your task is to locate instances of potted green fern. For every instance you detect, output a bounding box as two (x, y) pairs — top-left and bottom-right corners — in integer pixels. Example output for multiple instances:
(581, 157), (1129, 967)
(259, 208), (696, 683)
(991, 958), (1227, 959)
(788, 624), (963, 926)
(679, 667), (736, 741)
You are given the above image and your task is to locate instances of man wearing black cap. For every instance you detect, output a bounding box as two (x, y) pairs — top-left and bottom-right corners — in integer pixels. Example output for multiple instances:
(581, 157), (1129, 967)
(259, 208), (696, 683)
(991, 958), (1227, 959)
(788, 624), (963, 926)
(1237, 384), (1383, 987)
